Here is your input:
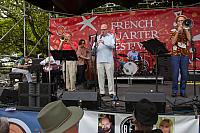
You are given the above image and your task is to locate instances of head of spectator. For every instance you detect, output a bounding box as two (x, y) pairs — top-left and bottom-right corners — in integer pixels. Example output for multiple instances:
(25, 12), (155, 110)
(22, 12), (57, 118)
(133, 99), (162, 133)
(37, 100), (84, 133)
(0, 117), (9, 133)
(159, 119), (172, 133)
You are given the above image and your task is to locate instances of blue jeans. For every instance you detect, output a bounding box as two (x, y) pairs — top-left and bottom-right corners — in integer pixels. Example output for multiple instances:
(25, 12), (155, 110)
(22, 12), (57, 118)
(171, 56), (189, 94)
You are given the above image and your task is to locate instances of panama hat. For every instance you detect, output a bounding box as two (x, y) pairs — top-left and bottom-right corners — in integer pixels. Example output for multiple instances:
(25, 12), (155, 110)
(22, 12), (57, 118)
(133, 99), (158, 126)
(37, 100), (84, 133)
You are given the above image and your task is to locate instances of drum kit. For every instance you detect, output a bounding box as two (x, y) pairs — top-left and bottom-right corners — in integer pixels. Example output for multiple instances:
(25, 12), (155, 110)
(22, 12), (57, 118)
(115, 52), (149, 76)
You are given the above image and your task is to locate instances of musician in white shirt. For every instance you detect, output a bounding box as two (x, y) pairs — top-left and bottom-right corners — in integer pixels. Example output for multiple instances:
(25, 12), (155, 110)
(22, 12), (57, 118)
(92, 24), (116, 98)
(40, 55), (61, 83)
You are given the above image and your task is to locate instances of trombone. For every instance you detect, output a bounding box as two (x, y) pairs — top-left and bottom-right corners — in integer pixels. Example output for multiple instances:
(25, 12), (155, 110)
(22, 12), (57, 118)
(60, 35), (67, 42)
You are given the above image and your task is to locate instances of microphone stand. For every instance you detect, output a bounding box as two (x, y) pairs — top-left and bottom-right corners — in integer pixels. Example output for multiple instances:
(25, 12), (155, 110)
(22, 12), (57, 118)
(93, 33), (109, 109)
(191, 40), (197, 97)
(113, 31), (119, 101)
(93, 32), (98, 93)
(189, 30), (199, 114)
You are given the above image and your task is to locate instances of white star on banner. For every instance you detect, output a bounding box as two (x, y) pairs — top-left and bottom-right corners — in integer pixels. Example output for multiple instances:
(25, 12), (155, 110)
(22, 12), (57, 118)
(174, 11), (182, 17)
(76, 16), (97, 31)
(193, 34), (200, 41)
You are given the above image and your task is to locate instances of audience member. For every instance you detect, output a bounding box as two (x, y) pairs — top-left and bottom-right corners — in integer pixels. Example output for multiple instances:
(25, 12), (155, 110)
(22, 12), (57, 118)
(0, 117), (9, 133)
(132, 99), (163, 133)
(37, 100), (84, 133)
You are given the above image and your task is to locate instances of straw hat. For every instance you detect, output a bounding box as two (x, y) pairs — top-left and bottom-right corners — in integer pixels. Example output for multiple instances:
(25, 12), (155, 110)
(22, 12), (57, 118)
(37, 100), (84, 133)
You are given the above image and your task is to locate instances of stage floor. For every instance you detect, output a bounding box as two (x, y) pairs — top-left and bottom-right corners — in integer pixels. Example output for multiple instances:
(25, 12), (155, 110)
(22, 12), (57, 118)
(1, 77), (200, 114)
(60, 79), (200, 114)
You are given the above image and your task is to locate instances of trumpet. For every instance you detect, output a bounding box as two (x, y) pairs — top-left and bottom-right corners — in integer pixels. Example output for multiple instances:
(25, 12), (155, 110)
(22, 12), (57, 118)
(60, 36), (67, 41)
(183, 19), (193, 30)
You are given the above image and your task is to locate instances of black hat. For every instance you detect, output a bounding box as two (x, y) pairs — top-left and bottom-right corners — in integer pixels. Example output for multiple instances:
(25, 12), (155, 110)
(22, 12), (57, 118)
(134, 99), (158, 126)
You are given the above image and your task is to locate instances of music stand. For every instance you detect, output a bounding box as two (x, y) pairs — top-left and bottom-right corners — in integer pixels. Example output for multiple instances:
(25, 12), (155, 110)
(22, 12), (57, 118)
(51, 50), (78, 61)
(141, 38), (169, 92)
(51, 50), (78, 92)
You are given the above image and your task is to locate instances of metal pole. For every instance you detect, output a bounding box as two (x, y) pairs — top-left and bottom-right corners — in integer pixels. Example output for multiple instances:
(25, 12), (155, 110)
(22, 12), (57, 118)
(48, 13), (51, 84)
(0, 17), (23, 41)
(28, 32), (47, 56)
(23, 0), (26, 56)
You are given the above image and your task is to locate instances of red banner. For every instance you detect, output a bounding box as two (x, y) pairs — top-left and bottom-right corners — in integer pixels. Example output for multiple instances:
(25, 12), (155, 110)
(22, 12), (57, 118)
(50, 7), (200, 70)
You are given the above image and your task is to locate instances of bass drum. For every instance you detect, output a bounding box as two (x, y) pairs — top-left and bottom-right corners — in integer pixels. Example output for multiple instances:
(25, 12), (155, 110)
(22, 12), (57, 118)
(123, 62), (138, 75)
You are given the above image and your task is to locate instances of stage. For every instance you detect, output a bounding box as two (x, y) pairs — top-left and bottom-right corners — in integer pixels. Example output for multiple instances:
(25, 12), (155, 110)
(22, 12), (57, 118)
(59, 77), (200, 114)
(0, 73), (200, 115)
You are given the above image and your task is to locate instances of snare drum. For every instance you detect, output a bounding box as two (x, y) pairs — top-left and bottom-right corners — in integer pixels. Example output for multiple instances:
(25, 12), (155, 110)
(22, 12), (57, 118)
(123, 62), (138, 75)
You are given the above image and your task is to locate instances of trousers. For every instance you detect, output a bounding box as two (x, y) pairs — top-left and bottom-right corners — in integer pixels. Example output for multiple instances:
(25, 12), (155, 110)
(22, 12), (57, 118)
(97, 62), (115, 95)
(12, 68), (32, 83)
(171, 55), (189, 94)
(62, 61), (77, 91)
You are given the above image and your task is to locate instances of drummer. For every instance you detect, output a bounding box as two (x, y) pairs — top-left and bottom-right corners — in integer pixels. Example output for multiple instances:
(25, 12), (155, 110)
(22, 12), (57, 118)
(127, 46), (141, 62)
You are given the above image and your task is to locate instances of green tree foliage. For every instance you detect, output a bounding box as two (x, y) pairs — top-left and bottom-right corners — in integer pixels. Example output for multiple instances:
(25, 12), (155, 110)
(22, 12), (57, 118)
(0, 0), (49, 57)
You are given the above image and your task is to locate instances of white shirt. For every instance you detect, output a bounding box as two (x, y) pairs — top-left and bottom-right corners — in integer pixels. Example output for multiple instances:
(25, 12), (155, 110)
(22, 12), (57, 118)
(40, 56), (60, 72)
(40, 56), (60, 65)
(92, 33), (115, 63)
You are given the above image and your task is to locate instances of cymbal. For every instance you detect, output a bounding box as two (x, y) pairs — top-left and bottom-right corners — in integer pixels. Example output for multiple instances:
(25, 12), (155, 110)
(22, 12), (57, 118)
(118, 53), (127, 57)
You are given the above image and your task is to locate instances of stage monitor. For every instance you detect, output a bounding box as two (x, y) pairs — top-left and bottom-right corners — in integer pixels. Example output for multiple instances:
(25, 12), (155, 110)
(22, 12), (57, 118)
(61, 91), (99, 110)
(125, 92), (166, 113)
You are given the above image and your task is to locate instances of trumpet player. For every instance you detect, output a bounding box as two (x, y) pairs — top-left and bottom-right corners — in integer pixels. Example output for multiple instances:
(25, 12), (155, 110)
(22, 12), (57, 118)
(170, 15), (192, 97)
(59, 32), (78, 91)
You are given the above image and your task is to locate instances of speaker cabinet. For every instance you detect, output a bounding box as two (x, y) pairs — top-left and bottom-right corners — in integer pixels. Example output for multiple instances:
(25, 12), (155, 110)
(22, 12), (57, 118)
(158, 56), (172, 81)
(18, 82), (56, 107)
(0, 89), (18, 104)
(125, 92), (166, 113)
(61, 91), (99, 110)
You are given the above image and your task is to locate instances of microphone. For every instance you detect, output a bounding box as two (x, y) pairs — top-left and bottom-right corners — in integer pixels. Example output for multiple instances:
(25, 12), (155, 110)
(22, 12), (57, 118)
(100, 34), (103, 39)
(89, 34), (96, 38)
(94, 32), (98, 42)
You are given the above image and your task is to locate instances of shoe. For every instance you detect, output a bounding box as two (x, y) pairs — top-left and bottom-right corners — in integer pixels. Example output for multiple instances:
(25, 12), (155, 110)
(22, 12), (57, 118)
(68, 89), (76, 92)
(112, 95), (119, 101)
(109, 94), (114, 98)
(100, 94), (105, 97)
(171, 93), (177, 97)
(180, 93), (187, 97)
